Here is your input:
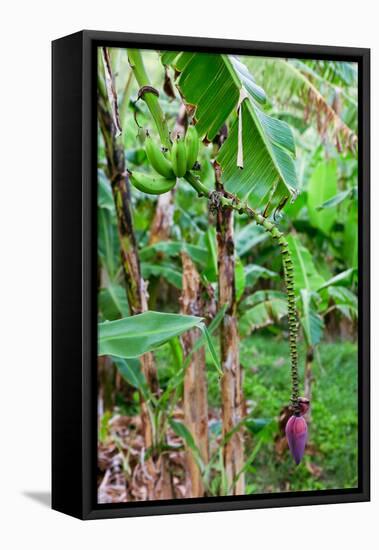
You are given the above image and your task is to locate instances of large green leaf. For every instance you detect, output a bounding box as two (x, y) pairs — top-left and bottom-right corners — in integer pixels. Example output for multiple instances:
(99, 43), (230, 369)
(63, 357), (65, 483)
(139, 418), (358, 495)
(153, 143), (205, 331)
(112, 356), (151, 400)
(316, 188), (355, 210)
(218, 98), (297, 215)
(139, 241), (208, 266)
(286, 234), (324, 294)
(244, 264), (278, 288)
(235, 258), (246, 301)
(162, 52), (266, 140)
(319, 268), (354, 290)
(239, 290), (288, 335)
(163, 52), (298, 215)
(328, 286), (358, 320)
(183, 305), (226, 368)
(203, 227), (218, 283)
(98, 311), (203, 358)
(307, 159), (338, 233)
(98, 283), (129, 321)
(245, 57), (358, 144)
(199, 324), (222, 376)
(141, 261), (182, 289)
(285, 236), (326, 345)
(235, 222), (268, 256)
(157, 305), (227, 411)
(98, 206), (119, 281)
(300, 289), (324, 346)
(343, 203), (358, 269)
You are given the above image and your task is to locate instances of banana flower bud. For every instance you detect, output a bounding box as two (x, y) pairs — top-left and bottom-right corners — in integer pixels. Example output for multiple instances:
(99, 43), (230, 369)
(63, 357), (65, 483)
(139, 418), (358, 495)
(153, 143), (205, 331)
(285, 415), (308, 465)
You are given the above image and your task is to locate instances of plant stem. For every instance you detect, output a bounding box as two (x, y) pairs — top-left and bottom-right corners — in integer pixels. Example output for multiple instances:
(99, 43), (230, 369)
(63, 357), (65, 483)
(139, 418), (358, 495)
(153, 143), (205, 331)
(180, 251), (209, 497)
(119, 70), (134, 131)
(214, 164), (244, 495)
(184, 171), (210, 197)
(127, 49), (171, 149)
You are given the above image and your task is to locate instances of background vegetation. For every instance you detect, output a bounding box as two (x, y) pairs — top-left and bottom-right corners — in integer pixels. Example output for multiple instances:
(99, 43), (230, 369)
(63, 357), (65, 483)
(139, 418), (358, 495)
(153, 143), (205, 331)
(97, 48), (358, 503)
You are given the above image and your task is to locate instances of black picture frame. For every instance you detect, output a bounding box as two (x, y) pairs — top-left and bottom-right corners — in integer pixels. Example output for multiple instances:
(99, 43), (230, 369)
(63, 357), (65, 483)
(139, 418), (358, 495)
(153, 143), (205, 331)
(52, 30), (370, 520)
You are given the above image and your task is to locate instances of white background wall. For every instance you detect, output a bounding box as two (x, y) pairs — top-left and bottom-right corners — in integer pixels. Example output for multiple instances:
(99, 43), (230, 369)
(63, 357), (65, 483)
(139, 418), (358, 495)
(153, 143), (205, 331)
(1, 1), (376, 548)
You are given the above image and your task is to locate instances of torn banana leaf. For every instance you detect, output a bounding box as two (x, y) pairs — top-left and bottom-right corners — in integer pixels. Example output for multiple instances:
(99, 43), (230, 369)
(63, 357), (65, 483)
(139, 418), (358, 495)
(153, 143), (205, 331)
(162, 52), (298, 216)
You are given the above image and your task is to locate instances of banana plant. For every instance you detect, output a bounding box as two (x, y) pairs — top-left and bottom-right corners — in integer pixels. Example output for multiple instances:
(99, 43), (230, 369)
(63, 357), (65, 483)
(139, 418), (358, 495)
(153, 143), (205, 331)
(95, 46), (359, 499)
(245, 57), (358, 153)
(126, 48), (306, 486)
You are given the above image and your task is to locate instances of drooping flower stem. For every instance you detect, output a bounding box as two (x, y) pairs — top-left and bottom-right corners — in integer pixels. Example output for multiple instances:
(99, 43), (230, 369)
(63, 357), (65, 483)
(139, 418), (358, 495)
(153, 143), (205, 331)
(207, 189), (301, 413)
(252, 215), (300, 412)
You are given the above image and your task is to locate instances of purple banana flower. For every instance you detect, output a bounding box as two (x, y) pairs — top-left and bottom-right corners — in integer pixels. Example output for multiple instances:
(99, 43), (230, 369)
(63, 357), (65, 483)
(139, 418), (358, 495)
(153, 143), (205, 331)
(285, 414), (308, 465)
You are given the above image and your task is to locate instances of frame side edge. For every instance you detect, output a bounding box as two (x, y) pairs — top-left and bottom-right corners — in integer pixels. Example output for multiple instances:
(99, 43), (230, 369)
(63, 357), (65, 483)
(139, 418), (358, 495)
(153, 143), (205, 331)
(52, 31), (85, 519)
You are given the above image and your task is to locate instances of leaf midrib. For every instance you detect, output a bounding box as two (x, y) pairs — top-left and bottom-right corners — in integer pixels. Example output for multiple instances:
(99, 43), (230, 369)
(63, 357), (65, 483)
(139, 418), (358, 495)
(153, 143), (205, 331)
(100, 321), (203, 341)
(222, 54), (292, 194)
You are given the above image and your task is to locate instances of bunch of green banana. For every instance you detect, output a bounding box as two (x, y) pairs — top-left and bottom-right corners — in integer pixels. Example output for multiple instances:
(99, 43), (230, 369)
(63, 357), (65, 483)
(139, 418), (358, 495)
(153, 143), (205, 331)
(128, 170), (176, 195)
(141, 126), (200, 187)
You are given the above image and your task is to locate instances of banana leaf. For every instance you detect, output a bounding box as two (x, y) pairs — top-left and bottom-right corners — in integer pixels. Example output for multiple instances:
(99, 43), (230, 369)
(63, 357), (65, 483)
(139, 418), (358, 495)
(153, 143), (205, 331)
(239, 290), (288, 335)
(141, 261), (182, 289)
(162, 52), (298, 215)
(300, 289), (324, 347)
(245, 57), (358, 141)
(328, 286), (358, 320)
(112, 356), (151, 401)
(98, 283), (129, 321)
(235, 222), (268, 257)
(286, 234), (324, 294)
(307, 159), (338, 233)
(139, 241), (208, 266)
(98, 311), (203, 358)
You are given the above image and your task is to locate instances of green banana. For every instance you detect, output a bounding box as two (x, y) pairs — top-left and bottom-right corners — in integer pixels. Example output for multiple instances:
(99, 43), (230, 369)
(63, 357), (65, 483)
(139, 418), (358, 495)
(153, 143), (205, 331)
(128, 170), (176, 195)
(185, 125), (199, 171)
(145, 135), (175, 178)
(171, 137), (187, 178)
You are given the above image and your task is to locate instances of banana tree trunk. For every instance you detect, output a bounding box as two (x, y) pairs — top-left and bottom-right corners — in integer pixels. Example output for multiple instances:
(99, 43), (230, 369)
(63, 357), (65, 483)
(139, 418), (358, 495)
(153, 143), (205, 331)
(148, 191), (175, 246)
(215, 168), (244, 496)
(98, 103), (172, 500)
(147, 190), (176, 310)
(180, 251), (209, 497)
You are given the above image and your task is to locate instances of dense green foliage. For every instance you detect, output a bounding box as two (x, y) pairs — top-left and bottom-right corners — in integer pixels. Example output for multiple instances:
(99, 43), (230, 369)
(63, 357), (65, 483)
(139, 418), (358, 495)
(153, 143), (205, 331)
(97, 48), (358, 501)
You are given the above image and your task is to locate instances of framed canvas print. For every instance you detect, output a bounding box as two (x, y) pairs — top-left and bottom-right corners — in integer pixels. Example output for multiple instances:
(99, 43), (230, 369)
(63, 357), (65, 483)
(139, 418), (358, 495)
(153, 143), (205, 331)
(52, 30), (370, 520)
